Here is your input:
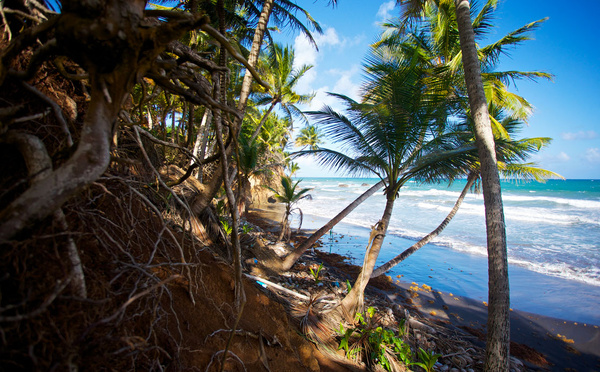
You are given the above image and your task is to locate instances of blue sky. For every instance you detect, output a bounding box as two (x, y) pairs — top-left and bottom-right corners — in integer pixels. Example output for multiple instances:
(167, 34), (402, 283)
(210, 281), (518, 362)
(271, 0), (600, 179)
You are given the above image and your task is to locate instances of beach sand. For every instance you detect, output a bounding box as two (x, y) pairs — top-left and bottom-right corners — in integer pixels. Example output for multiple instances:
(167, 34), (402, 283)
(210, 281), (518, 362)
(247, 204), (600, 371)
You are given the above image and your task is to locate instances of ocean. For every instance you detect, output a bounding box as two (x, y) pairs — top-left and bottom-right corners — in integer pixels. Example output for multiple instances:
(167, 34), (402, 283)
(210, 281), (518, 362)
(294, 177), (600, 325)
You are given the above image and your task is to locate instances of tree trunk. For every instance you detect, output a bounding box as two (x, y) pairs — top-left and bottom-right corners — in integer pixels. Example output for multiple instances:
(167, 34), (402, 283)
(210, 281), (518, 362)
(278, 205), (292, 242)
(454, 1), (510, 370)
(249, 98), (278, 144)
(339, 196), (395, 317)
(372, 172), (477, 278)
(0, 72), (124, 241)
(3, 131), (87, 297)
(214, 0), (245, 311)
(147, 109), (153, 130)
(192, 109), (212, 180)
(187, 103), (195, 148)
(171, 110), (176, 143)
(280, 179), (386, 271)
(236, 0), (274, 114)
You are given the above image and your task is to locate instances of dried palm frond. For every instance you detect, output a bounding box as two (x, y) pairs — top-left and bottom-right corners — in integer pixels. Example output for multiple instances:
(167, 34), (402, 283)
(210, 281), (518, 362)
(291, 292), (336, 345)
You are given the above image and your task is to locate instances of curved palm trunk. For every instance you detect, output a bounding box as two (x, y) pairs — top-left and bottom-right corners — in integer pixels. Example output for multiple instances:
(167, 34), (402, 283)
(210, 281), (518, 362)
(280, 179), (386, 271)
(371, 173), (477, 278)
(454, 1), (510, 370)
(339, 196), (395, 317)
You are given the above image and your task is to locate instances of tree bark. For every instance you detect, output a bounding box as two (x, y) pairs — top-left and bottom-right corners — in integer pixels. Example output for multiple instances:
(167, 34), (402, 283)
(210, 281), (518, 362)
(371, 173), (477, 278)
(280, 179), (385, 271)
(339, 196), (395, 317)
(3, 131), (87, 297)
(0, 0), (208, 241)
(192, 109), (212, 180)
(249, 97), (278, 144)
(454, 1), (510, 370)
(0, 74), (124, 242)
(236, 0), (274, 114)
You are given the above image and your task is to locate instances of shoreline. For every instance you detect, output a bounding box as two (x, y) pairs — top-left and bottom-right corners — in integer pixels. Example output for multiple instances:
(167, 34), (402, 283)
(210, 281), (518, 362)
(300, 212), (600, 326)
(247, 204), (600, 371)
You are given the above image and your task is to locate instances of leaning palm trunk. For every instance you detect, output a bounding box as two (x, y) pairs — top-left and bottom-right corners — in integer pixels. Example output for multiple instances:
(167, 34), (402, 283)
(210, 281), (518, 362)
(250, 98), (278, 144)
(339, 196), (395, 317)
(454, 1), (510, 370)
(280, 179), (386, 271)
(371, 173), (477, 278)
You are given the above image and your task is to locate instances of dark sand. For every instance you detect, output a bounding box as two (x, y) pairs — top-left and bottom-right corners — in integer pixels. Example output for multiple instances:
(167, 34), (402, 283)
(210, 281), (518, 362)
(247, 205), (600, 371)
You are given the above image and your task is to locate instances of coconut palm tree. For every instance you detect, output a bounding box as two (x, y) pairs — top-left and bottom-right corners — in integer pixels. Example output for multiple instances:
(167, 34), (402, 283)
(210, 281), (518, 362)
(297, 33), (471, 315)
(395, 1), (550, 367)
(371, 105), (563, 277)
(237, 0), (334, 114)
(287, 161), (300, 176)
(265, 175), (312, 242)
(295, 124), (323, 150)
(281, 0), (551, 281)
(249, 43), (315, 143)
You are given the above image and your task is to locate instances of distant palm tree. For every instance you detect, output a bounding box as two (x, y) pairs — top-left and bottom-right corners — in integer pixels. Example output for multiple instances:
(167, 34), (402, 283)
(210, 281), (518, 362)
(265, 175), (312, 242)
(295, 124), (323, 150)
(287, 161), (301, 176)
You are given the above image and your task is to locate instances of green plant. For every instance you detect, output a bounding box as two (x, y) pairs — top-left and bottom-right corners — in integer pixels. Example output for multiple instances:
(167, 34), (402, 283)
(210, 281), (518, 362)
(220, 219), (232, 236)
(337, 323), (359, 358)
(411, 348), (442, 372)
(309, 263), (323, 284)
(336, 307), (414, 371)
(241, 224), (254, 234)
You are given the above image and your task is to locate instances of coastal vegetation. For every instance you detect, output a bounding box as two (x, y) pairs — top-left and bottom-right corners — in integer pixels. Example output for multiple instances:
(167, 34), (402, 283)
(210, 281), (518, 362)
(0, 0), (566, 371)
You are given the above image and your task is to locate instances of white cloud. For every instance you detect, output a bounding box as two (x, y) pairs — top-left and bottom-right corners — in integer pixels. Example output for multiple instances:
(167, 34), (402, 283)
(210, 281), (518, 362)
(316, 27), (341, 48)
(293, 27), (340, 69)
(584, 148), (600, 163)
(561, 130), (598, 141)
(331, 67), (361, 101)
(376, 1), (396, 24)
(302, 67), (361, 112)
(293, 27), (343, 95)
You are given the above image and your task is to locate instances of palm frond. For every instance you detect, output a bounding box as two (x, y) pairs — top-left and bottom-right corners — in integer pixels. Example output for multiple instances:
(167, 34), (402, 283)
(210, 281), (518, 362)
(479, 18), (549, 67)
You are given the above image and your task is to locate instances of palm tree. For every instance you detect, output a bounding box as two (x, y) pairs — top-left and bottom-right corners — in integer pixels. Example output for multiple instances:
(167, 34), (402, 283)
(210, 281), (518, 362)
(236, 0), (333, 114)
(372, 105), (563, 277)
(380, 3), (553, 367)
(265, 175), (312, 242)
(295, 124), (323, 150)
(298, 37), (466, 315)
(282, 0), (550, 279)
(249, 43), (315, 143)
(287, 161), (300, 176)
(395, 1), (547, 367)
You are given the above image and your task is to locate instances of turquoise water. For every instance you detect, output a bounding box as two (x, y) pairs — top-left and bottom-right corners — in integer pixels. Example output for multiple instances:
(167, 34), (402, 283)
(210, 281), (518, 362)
(295, 178), (600, 324)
